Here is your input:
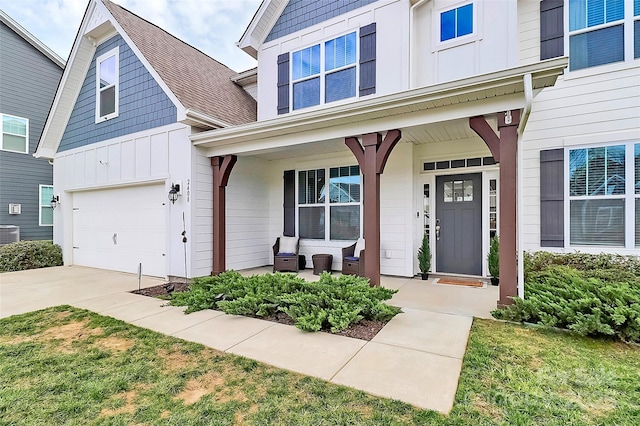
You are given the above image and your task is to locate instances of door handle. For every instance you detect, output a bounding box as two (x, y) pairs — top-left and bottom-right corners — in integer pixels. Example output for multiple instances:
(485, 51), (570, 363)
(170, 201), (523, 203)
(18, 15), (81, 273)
(435, 219), (441, 241)
(112, 233), (117, 245)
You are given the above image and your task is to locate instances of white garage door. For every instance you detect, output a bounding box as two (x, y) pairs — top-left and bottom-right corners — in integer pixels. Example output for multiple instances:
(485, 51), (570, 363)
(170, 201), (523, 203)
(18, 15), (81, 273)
(72, 184), (166, 277)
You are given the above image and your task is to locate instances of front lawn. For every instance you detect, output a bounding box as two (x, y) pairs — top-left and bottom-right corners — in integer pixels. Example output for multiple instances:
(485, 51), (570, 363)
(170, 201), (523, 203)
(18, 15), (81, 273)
(1, 307), (638, 425)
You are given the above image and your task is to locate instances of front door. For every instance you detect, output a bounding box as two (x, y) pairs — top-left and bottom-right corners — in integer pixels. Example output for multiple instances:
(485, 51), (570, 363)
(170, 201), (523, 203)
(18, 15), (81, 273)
(435, 173), (482, 275)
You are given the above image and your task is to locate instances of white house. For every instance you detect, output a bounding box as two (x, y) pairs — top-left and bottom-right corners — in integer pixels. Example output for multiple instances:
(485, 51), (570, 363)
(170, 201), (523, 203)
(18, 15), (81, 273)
(37, 0), (639, 308)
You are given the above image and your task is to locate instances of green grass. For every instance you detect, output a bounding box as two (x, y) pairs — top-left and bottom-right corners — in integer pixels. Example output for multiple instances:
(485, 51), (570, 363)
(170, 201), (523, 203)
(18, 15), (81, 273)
(1, 307), (638, 425)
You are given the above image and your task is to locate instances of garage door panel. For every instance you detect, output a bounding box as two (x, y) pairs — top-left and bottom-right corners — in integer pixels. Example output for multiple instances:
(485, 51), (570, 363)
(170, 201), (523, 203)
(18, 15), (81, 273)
(72, 184), (166, 277)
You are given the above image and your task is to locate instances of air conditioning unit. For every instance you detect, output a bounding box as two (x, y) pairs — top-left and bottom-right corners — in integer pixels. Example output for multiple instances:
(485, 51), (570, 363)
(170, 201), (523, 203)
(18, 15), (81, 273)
(0, 225), (20, 245)
(8, 203), (21, 214)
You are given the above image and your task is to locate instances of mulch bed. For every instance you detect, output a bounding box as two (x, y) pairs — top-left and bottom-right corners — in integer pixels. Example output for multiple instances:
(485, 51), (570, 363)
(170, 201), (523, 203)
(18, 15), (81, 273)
(131, 282), (388, 341)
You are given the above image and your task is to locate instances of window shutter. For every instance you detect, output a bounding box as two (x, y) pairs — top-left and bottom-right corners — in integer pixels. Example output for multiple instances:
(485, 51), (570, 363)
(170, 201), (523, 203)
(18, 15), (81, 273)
(283, 170), (295, 237)
(540, 149), (564, 247)
(540, 0), (564, 60)
(277, 53), (290, 115)
(359, 23), (376, 96)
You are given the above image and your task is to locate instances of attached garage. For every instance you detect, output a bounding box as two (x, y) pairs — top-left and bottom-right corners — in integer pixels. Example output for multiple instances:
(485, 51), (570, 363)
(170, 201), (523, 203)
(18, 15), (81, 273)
(72, 184), (167, 277)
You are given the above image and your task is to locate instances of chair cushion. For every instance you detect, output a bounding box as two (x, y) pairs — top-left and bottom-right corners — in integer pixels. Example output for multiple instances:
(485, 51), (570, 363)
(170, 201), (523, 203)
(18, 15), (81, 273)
(354, 237), (365, 255)
(278, 236), (298, 255)
(276, 253), (295, 257)
(344, 256), (359, 261)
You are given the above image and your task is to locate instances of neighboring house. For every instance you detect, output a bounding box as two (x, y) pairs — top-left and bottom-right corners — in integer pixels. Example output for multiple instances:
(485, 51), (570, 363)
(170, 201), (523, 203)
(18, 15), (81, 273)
(34, 0), (256, 278)
(0, 10), (65, 242)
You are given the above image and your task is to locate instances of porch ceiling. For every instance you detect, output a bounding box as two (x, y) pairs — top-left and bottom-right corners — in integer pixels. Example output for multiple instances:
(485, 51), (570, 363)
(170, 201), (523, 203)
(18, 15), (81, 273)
(191, 58), (567, 159)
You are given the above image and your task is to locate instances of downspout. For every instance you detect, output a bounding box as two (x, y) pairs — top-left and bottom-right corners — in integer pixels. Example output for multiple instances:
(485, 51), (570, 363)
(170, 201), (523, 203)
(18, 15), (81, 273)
(409, 0), (430, 88)
(516, 73), (533, 299)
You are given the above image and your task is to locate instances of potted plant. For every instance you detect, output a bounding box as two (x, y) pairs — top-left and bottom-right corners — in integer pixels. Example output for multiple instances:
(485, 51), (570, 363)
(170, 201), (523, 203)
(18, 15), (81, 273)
(417, 233), (432, 280)
(488, 235), (499, 285)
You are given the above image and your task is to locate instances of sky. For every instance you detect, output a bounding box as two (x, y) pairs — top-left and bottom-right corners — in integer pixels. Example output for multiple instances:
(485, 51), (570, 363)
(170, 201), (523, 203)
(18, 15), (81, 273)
(0, 0), (262, 72)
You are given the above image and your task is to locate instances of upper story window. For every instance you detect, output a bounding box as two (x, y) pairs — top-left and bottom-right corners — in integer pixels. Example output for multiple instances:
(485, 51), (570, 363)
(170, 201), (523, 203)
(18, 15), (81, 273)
(95, 47), (119, 122)
(1, 114), (28, 154)
(440, 3), (473, 42)
(568, 0), (639, 70)
(292, 32), (357, 110)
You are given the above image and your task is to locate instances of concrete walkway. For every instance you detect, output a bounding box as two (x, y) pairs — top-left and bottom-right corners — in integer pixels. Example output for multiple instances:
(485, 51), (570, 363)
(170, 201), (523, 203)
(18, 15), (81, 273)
(0, 266), (498, 414)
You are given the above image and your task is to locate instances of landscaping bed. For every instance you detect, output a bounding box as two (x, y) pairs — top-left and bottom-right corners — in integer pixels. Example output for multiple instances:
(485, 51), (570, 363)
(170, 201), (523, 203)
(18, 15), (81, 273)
(132, 272), (395, 341)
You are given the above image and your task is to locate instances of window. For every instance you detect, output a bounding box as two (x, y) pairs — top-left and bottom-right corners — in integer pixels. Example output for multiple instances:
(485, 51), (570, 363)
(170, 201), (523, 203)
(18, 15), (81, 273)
(39, 185), (53, 226)
(568, 0), (638, 70)
(489, 179), (498, 239)
(568, 143), (639, 247)
(443, 180), (474, 202)
(440, 3), (473, 42)
(1, 114), (28, 153)
(298, 166), (361, 240)
(292, 32), (357, 110)
(95, 47), (119, 122)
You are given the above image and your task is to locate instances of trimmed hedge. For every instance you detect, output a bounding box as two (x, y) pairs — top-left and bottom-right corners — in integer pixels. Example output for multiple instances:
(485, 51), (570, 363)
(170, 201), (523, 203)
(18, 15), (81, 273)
(170, 271), (400, 333)
(0, 240), (63, 272)
(493, 252), (640, 343)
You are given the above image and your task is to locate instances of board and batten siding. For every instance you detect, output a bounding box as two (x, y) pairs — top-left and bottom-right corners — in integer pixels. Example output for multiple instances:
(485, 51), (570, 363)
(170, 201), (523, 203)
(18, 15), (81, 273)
(0, 21), (62, 240)
(58, 34), (177, 153)
(520, 64), (640, 254)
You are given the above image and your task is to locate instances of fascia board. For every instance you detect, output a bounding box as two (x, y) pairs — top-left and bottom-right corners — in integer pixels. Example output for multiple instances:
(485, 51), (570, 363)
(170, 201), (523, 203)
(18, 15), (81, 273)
(191, 57), (568, 148)
(237, 0), (287, 58)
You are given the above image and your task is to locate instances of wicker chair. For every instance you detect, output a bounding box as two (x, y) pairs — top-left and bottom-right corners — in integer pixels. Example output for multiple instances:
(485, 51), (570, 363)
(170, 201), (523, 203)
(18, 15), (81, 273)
(272, 237), (301, 272)
(341, 241), (365, 276)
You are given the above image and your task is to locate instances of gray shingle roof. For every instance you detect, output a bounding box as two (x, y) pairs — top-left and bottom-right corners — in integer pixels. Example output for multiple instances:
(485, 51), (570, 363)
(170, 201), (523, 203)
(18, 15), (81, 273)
(103, 0), (256, 126)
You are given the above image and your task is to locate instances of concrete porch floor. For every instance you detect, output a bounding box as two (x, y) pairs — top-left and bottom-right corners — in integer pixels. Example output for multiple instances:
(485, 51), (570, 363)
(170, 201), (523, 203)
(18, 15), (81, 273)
(0, 265), (499, 414)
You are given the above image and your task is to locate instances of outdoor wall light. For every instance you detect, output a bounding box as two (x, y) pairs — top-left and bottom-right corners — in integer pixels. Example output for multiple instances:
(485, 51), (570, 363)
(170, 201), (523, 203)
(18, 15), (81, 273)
(168, 183), (181, 204)
(50, 195), (60, 209)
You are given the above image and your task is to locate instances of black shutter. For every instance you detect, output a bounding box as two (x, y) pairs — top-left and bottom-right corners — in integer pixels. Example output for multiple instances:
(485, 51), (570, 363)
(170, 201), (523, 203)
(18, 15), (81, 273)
(277, 53), (290, 115)
(283, 170), (295, 237)
(540, 0), (564, 60)
(359, 23), (376, 96)
(540, 149), (564, 247)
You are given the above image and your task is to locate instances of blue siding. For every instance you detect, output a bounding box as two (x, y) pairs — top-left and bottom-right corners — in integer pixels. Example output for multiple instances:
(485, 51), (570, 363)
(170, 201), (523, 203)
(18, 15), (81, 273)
(0, 22), (62, 240)
(265, 0), (379, 43)
(58, 34), (177, 152)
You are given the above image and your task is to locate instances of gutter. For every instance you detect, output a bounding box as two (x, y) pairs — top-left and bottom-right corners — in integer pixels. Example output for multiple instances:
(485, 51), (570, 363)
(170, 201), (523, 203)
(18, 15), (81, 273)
(516, 73), (533, 300)
(184, 109), (232, 130)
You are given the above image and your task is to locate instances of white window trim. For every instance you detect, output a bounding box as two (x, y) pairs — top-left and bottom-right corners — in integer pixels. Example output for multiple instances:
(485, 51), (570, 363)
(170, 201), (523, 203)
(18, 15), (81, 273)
(295, 165), (363, 241)
(39, 184), (54, 227)
(563, 141), (637, 249)
(565, 0), (637, 71)
(0, 113), (29, 154)
(95, 46), (120, 123)
(290, 31), (359, 112)
(432, 0), (482, 52)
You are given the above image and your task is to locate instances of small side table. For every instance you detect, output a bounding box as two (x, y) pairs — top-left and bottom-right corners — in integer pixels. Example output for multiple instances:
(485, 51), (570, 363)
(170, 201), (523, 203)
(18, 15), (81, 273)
(312, 254), (333, 275)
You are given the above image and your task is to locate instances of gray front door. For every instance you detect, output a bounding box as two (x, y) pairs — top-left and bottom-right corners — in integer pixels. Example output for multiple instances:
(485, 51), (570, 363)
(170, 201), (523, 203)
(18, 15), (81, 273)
(435, 173), (482, 275)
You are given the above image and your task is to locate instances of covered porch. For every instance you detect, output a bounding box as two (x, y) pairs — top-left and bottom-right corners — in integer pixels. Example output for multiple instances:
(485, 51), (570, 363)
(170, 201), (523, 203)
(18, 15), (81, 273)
(192, 59), (567, 306)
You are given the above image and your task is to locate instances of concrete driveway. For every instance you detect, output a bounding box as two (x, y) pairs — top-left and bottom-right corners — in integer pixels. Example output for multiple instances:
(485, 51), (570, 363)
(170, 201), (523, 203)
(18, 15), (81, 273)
(0, 265), (498, 414)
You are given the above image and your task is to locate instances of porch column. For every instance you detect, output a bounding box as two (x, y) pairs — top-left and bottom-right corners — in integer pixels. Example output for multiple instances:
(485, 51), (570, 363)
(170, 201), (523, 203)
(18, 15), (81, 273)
(470, 111), (520, 307)
(345, 130), (402, 287)
(211, 155), (237, 275)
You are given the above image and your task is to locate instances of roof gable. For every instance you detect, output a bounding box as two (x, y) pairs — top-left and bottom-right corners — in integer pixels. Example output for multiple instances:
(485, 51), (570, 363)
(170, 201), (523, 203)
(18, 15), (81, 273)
(0, 9), (65, 68)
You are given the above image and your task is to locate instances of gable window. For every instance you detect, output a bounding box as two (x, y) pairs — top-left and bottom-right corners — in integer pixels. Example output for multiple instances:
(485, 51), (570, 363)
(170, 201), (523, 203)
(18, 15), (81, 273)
(440, 3), (473, 42)
(298, 165), (361, 240)
(95, 47), (119, 122)
(39, 185), (54, 226)
(292, 32), (357, 110)
(568, 0), (638, 70)
(1, 114), (28, 154)
(568, 143), (639, 247)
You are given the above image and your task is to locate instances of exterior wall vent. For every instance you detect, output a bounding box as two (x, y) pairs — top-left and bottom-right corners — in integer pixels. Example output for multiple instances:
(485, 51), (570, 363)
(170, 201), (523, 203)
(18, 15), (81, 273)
(0, 225), (20, 245)
(8, 204), (21, 215)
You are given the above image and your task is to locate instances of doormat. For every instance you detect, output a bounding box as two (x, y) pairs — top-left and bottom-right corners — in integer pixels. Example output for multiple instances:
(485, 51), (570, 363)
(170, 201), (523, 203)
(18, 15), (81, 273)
(435, 278), (484, 287)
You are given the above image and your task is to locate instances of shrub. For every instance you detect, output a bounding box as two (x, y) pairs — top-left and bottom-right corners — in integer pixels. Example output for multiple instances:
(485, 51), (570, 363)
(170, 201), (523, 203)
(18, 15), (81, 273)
(493, 264), (640, 343)
(0, 240), (63, 272)
(417, 233), (431, 273)
(171, 271), (401, 333)
(487, 235), (499, 277)
(524, 251), (640, 281)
